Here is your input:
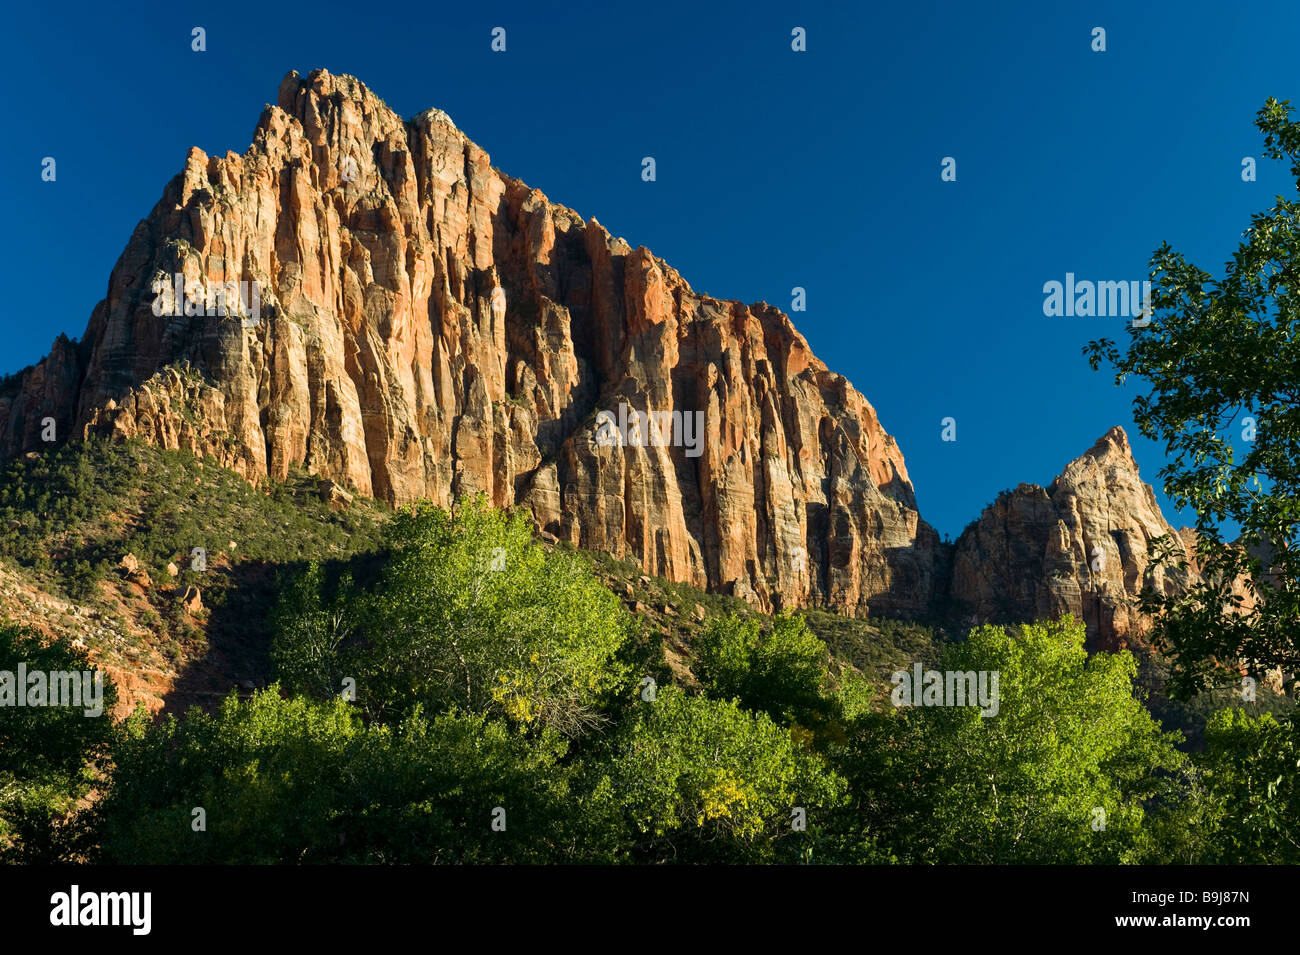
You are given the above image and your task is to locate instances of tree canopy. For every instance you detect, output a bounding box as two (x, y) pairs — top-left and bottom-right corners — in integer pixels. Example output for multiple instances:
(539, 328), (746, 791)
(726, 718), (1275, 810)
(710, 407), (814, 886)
(1086, 97), (1300, 696)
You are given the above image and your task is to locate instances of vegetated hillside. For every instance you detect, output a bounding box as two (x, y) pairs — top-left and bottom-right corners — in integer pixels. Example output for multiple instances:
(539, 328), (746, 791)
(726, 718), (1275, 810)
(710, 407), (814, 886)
(0, 439), (388, 714)
(0, 439), (945, 718)
(0, 439), (1282, 742)
(582, 549), (949, 694)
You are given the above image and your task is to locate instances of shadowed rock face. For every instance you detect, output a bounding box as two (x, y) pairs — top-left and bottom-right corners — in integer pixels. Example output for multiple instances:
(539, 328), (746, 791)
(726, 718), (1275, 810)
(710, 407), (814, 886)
(949, 426), (1199, 650)
(0, 68), (941, 616)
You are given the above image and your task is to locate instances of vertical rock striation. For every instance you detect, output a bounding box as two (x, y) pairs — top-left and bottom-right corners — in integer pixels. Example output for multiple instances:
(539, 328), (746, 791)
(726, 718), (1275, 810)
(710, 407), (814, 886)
(949, 426), (1199, 649)
(0, 69), (939, 616)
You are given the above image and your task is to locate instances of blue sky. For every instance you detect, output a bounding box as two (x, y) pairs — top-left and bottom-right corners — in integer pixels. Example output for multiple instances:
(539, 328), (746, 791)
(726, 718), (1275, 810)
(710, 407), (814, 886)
(1, 0), (1293, 537)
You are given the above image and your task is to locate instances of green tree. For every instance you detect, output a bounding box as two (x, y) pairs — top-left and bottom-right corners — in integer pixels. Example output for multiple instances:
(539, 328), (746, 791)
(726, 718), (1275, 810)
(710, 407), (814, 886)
(694, 612), (832, 729)
(271, 496), (629, 735)
(1085, 97), (1300, 696)
(269, 561), (357, 701)
(834, 616), (1187, 863)
(589, 685), (849, 863)
(91, 688), (582, 864)
(0, 623), (117, 861)
(1195, 706), (1300, 863)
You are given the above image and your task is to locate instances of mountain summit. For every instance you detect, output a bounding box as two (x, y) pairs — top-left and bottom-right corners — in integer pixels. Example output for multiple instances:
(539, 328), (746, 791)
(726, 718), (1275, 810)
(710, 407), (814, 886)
(0, 69), (940, 616)
(0, 70), (1209, 643)
(949, 425), (1198, 650)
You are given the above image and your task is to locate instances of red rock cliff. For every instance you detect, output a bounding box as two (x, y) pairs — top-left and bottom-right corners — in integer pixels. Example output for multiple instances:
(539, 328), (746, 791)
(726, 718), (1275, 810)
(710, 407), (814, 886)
(948, 426), (1200, 650)
(0, 69), (940, 616)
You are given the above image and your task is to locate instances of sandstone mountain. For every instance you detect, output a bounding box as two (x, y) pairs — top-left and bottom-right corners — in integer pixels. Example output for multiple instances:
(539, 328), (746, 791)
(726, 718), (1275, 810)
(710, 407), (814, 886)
(0, 69), (1200, 642)
(948, 426), (1196, 651)
(0, 69), (938, 617)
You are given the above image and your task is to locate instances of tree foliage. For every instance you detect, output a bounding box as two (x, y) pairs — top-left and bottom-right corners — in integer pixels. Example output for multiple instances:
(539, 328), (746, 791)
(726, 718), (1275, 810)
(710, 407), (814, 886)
(4, 479), (1292, 865)
(1196, 707), (1300, 863)
(694, 612), (832, 728)
(271, 496), (629, 735)
(833, 617), (1187, 863)
(0, 623), (117, 861)
(589, 685), (849, 863)
(1085, 98), (1300, 695)
(92, 689), (581, 864)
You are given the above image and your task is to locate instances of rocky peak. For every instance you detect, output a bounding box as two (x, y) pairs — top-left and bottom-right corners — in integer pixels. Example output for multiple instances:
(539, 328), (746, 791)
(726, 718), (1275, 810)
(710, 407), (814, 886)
(1082, 423), (1132, 460)
(950, 426), (1194, 650)
(0, 69), (939, 617)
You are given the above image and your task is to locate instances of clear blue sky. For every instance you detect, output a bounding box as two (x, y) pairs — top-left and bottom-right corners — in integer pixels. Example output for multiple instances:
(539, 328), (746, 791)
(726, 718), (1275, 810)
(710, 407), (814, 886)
(1, 0), (1293, 538)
